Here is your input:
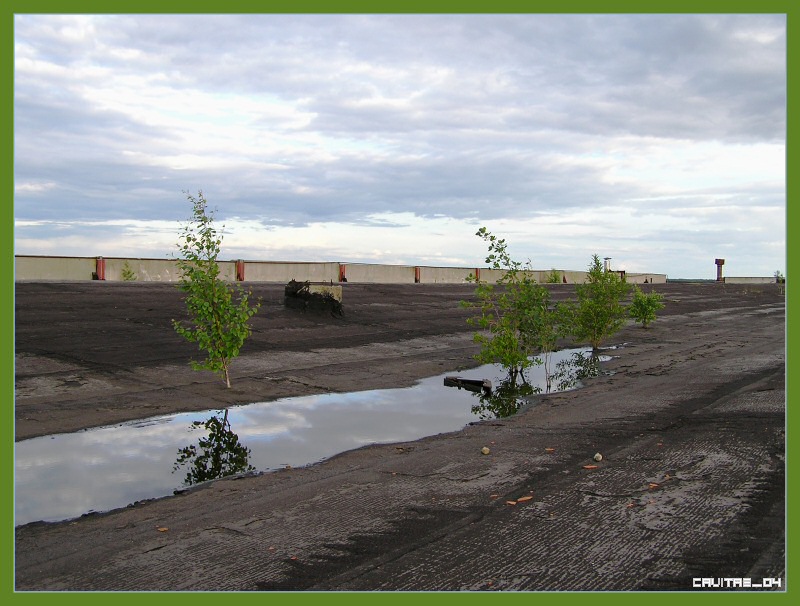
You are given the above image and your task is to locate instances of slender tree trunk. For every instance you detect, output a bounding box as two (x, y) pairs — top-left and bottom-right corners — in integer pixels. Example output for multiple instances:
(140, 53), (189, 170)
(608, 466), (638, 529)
(544, 351), (552, 393)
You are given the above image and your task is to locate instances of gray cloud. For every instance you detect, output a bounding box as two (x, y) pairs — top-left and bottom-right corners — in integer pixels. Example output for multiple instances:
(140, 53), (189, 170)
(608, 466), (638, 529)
(13, 13), (785, 277)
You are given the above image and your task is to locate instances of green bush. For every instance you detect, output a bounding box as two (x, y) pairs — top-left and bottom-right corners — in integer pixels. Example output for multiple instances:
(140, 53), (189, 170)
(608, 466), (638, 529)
(629, 284), (664, 328)
(464, 227), (566, 388)
(546, 268), (561, 283)
(563, 254), (630, 349)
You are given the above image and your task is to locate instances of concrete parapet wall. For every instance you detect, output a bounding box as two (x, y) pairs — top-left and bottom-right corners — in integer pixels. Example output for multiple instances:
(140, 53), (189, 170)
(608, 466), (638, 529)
(469, 269), (586, 284)
(470, 271), (665, 285)
(724, 277), (777, 284)
(344, 263), (416, 284)
(475, 268), (505, 284)
(15, 256), (241, 283)
(245, 261), (339, 283)
(105, 258), (235, 282)
(106, 258), (174, 282)
(14, 255), (669, 285)
(626, 273), (668, 284)
(418, 266), (474, 283)
(15, 256), (96, 281)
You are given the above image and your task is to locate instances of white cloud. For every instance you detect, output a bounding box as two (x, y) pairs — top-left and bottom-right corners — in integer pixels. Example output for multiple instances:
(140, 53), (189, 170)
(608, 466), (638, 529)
(14, 181), (57, 194)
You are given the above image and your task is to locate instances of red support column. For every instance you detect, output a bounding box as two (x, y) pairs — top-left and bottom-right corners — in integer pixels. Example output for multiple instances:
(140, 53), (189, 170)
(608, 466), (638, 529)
(414, 266), (421, 283)
(339, 263), (347, 282)
(475, 268), (481, 282)
(236, 259), (245, 281)
(95, 257), (106, 281)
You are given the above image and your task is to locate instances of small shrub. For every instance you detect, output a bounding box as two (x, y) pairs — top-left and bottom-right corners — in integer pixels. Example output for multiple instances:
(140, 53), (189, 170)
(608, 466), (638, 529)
(546, 268), (561, 283)
(562, 254), (631, 349)
(629, 284), (665, 328)
(121, 261), (137, 281)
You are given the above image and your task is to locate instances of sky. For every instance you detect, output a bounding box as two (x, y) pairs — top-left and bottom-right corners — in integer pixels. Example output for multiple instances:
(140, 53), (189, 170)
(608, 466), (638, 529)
(13, 13), (786, 279)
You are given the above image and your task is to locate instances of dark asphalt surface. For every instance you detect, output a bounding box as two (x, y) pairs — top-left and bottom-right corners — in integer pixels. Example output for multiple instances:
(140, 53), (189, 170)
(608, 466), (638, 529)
(13, 282), (787, 591)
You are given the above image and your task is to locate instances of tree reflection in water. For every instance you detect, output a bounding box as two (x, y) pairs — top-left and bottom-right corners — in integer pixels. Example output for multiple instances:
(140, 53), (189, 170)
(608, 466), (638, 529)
(173, 409), (255, 485)
(551, 350), (604, 393)
(470, 378), (537, 419)
(470, 350), (605, 419)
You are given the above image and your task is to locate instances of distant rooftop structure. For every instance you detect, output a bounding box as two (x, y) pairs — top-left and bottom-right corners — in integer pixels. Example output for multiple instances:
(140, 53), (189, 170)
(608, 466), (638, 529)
(715, 258), (725, 282)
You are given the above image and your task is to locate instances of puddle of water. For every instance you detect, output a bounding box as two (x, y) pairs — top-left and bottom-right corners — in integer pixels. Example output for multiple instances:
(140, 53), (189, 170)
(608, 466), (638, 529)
(15, 347), (610, 526)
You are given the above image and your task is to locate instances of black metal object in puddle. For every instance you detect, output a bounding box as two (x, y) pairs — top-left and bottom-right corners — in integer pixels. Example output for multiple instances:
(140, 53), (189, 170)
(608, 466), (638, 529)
(443, 376), (492, 395)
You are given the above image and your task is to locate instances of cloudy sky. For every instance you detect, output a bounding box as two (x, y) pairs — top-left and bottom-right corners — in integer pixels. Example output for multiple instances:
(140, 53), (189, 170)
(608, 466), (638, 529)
(14, 13), (786, 279)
